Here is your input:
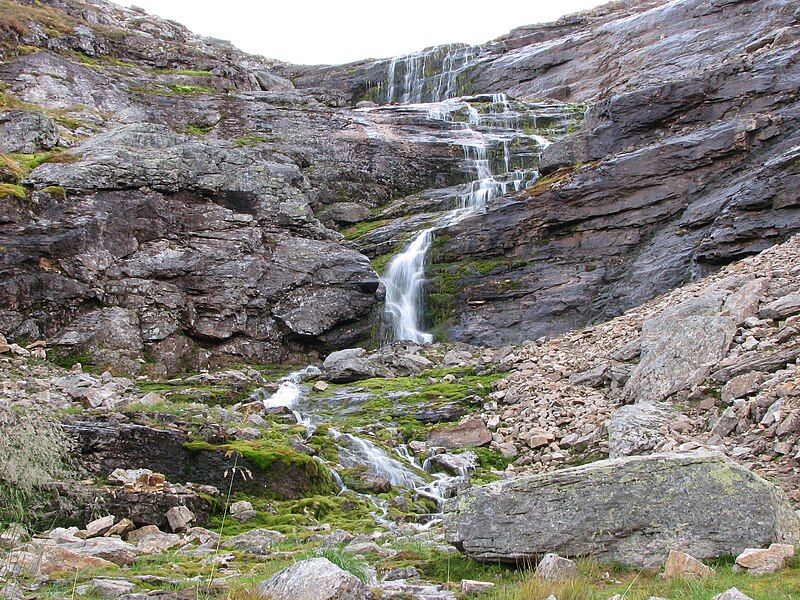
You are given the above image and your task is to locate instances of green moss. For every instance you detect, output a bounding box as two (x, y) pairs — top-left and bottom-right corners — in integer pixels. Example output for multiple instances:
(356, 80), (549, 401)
(183, 437), (333, 497)
(340, 219), (389, 241)
(130, 83), (216, 97)
(183, 123), (212, 136)
(233, 133), (269, 147)
(41, 185), (66, 201)
(0, 183), (25, 200)
(158, 69), (214, 76)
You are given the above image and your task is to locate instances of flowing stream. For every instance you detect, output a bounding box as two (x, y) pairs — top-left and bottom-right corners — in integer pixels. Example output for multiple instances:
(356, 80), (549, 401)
(257, 369), (464, 527)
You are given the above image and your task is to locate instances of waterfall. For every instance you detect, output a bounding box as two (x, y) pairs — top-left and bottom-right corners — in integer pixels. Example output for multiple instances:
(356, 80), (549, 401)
(382, 229), (434, 344)
(384, 44), (478, 104)
(380, 92), (551, 343)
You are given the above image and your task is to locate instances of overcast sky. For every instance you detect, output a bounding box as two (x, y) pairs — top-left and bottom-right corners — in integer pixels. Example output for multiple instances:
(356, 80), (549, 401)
(120, 0), (609, 65)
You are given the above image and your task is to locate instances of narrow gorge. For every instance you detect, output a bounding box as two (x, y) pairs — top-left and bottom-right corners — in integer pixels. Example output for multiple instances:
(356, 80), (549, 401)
(2, 0), (800, 599)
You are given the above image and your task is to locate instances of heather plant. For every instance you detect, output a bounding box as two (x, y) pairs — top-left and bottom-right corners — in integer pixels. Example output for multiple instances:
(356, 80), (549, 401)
(0, 406), (75, 525)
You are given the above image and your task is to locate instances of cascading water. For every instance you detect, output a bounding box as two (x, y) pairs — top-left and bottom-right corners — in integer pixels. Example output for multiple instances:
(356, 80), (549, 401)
(380, 92), (553, 343)
(385, 44), (478, 104)
(254, 369), (463, 526)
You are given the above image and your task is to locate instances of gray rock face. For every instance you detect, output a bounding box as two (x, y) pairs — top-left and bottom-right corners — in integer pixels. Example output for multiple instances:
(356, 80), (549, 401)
(607, 402), (676, 459)
(256, 557), (369, 600)
(0, 110), (59, 153)
(444, 451), (800, 567)
(622, 292), (736, 404)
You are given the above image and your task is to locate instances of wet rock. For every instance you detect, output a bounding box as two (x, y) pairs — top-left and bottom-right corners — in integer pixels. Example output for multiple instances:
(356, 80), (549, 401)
(662, 549), (713, 579)
(428, 418), (492, 449)
(536, 553), (578, 580)
(256, 557), (369, 600)
(424, 451), (478, 476)
(444, 451), (800, 567)
(323, 348), (388, 383)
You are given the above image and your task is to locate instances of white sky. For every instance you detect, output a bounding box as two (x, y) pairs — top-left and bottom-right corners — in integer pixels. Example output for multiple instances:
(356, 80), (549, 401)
(120, 0), (609, 65)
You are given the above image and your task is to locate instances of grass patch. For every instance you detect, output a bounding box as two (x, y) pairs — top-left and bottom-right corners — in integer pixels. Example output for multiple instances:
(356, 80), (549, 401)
(0, 0), (73, 37)
(318, 547), (369, 582)
(0, 182), (25, 200)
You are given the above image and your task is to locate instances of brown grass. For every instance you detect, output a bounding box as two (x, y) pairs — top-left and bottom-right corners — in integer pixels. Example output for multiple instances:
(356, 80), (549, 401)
(0, 0), (74, 37)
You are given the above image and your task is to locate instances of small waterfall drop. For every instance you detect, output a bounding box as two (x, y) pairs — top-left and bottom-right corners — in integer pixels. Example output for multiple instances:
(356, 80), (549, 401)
(385, 44), (478, 104)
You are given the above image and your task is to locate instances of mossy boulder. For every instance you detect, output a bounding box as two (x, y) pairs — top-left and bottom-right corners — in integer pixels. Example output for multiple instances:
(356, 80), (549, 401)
(444, 451), (800, 567)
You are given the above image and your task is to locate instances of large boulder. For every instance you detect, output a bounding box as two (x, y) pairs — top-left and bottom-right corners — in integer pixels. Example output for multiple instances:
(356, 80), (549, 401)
(256, 557), (369, 600)
(622, 292), (737, 404)
(322, 348), (390, 383)
(444, 451), (800, 567)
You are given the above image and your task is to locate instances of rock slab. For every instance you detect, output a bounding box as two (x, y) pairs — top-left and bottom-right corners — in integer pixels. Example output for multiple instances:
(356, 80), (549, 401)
(443, 451), (800, 567)
(256, 557), (368, 600)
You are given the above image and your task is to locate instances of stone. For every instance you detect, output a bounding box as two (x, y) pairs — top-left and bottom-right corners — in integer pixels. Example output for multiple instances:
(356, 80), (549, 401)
(229, 500), (257, 523)
(622, 292), (736, 404)
(444, 451), (800, 567)
(0, 110), (59, 154)
(722, 372), (766, 403)
(128, 525), (181, 554)
(256, 557), (368, 600)
(536, 553), (578, 580)
(759, 294), (800, 320)
(460, 580), (495, 593)
(734, 543), (795, 575)
(607, 402), (675, 458)
(61, 537), (139, 566)
(11, 544), (116, 575)
(382, 566), (419, 582)
(321, 202), (371, 226)
(424, 451), (478, 476)
(712, 589), (753, 600)
(105, 518), (135, 538)
(226, 528), (285, 555)
(81, 514), (116, 538)
(428, 418), (492, 449)
(313, 380), (330, 392)
(662, 549), (713, 579)
(322, 348), (388, 383)
(90, 579), (135, 598)
(166, 506), (194, 532)
(0, 524), (29, 550)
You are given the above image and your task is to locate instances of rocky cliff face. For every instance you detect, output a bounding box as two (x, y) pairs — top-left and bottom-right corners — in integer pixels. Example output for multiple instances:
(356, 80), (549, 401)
(2, 0), (800, 372)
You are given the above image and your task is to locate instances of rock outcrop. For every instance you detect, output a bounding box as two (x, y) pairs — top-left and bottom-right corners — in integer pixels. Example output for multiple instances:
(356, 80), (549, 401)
(444, 451), (800, 567)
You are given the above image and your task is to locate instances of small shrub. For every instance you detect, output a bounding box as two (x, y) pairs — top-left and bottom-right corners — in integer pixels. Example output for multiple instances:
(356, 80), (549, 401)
(0, 407), (77, 524)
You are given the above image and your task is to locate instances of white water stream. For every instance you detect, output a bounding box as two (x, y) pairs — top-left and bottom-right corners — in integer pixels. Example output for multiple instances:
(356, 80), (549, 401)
(258, 369), (463, 527)
(382, 92), (552, 343)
